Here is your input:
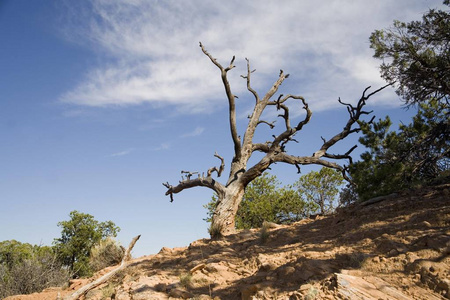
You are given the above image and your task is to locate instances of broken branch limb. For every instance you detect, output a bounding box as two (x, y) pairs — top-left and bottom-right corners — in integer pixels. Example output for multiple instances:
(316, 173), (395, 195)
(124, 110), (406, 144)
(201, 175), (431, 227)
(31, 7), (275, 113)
(163, 152), (226, 202)
(64, 235), (141, 300)
(207, 152), (225, 177)
(313, 86), (387, 159)
(257, 120), (276, 129)
(200, 42), (241, 159)
(242, 58), (259, 102)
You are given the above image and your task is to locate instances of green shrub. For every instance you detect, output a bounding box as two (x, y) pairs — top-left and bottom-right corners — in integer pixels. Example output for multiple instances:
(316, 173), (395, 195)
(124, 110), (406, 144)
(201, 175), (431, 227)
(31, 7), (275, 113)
(89, 238), (124, 272)
(179, 272), (193, 289)
(0, 241), (70, 299)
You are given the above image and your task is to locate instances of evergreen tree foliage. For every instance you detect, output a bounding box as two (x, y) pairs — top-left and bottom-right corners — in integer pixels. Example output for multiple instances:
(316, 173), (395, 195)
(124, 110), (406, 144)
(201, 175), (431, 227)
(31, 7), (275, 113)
(351, 101), (449, 201)
(53, 210), (120, 277)
(234, 173), (315, 229)
(339, 183), (359, 207)
(353, 1), (450, 201)
(205, 173), (313, 229)
(370, 1), (450, 106)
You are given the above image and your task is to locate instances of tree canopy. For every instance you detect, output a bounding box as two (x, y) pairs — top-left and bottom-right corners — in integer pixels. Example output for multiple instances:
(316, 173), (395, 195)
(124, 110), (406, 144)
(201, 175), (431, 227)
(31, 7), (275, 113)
(352, 1), (450, 201)
(53, 210), (120, 277)
(370, 1), (450, 106)
(351, 100), (449, 200)
(0, 240), (69, 298)
(295, 168), (344, 215)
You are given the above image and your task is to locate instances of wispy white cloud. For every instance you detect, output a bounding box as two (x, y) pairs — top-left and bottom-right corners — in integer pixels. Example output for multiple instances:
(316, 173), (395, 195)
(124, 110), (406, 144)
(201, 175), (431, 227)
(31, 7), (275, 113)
(59, 0), (441, 112)
(108, 148), (134, 157)
(181, 127), (205, 138)
(152, 143), (170, 151)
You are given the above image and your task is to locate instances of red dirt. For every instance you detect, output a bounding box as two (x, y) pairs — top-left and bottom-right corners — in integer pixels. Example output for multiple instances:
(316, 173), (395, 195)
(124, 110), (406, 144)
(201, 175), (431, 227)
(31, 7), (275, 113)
(6, 184), (450, 299)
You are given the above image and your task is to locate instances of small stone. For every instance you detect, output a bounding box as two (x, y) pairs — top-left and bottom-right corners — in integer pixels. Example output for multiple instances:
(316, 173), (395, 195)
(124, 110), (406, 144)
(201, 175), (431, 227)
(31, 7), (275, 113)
(422, 221), (432, 228)
(388, 249), (399, 256)
(259, 262), (277, 271)
(299, 283), (313, 292)
(438, 279), (450, 293)
(289, 292), (302, 300)
(277, 266), (296, 277)
(169, 288), (193, 299)
(190, 263), (206, 274)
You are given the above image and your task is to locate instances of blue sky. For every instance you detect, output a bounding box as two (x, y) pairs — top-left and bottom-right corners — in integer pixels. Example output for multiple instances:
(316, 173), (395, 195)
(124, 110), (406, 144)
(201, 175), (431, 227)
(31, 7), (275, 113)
(0, 0), (443, 257)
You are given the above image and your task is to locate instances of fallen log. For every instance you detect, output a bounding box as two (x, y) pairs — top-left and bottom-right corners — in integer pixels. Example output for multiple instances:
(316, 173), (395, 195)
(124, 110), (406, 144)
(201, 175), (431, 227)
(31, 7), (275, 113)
(63, 235), (141, 300)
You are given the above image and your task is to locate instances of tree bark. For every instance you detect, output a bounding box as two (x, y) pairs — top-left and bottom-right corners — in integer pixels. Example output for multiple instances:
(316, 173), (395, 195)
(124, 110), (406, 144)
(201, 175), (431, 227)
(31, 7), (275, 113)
(210, 183), (245, 236)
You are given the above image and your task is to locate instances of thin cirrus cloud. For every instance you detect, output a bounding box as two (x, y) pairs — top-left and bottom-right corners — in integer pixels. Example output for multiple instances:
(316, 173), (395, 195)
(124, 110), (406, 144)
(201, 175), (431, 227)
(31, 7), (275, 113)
(181, 127), (205, 138)
(152, 143), (170, 151)
(108, 148), (134, 157)
(59, 0), (433, 112)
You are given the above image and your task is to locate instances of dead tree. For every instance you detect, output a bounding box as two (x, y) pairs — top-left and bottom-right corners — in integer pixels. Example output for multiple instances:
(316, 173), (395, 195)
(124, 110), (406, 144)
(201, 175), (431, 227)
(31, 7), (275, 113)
(164, 43), (390, 237)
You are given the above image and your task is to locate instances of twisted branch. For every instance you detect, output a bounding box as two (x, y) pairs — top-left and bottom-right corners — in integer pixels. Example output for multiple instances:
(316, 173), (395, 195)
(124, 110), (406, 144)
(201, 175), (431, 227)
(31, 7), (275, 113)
(163, 152), (226, 202)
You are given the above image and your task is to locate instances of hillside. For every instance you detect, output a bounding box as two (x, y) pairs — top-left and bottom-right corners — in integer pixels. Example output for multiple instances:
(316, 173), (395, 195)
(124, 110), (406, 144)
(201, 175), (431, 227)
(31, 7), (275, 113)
(6, 184), (450, 300)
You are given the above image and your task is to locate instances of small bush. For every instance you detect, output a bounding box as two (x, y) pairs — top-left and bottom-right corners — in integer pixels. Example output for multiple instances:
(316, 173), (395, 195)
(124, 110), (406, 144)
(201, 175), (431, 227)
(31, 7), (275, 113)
(179, 273), (192, 289)
(208, 223), (223, 239)
(89, 238), (124, 272)
(0, 248), (70, 299)
(101, 283), (116, 299)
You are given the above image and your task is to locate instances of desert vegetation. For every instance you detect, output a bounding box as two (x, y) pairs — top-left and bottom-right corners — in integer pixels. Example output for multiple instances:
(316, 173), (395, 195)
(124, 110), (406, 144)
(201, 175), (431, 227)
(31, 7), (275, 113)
(2, 1), (449, 299)
(0, 211), (122, 299)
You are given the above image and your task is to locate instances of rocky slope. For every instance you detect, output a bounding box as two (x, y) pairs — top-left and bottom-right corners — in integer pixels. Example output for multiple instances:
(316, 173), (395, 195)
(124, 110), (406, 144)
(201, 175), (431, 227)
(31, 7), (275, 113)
(7, 184), (450, 300)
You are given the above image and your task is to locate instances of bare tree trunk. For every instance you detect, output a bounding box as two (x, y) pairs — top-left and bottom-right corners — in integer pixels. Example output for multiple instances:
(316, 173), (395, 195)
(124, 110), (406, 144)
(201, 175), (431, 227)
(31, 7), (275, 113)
(210, 184), (245, 236)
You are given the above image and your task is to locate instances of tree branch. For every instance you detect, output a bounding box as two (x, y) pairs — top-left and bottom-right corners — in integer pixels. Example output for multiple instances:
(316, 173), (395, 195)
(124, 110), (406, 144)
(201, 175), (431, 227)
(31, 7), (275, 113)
(200, 42), (241, 159)
(241, 58), (259, 102)
(163, 177), (226, 202)
(257, 120), (276, 129)
(268, 95), (312, 149)
(313, 85), (391, 159)
(207, 152), (225, 177)
(243, 86), (390, 185)
(163, 152), (226, 202)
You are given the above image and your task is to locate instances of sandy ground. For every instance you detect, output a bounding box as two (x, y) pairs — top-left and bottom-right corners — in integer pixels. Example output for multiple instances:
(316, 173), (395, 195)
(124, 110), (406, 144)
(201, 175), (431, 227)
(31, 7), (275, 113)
(6, 184), (450, 299)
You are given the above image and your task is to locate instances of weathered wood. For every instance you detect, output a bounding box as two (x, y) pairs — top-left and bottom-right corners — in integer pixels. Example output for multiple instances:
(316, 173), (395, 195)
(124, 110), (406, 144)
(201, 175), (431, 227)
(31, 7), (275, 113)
(164, 43), (390, 236)
(63, 235), (141, 300)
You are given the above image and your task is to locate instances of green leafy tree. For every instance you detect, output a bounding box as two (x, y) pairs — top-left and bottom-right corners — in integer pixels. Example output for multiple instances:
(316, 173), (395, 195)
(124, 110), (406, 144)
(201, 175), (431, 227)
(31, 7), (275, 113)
(53, 210), (120, 277)
(0, 240), (34, 269)
(295, 168), (344, 215)
(204, 173), (315, 229)
(370, 1), (449, 106)
(234, 173), (281, 229)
